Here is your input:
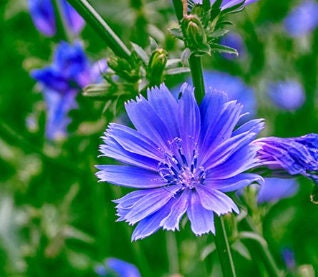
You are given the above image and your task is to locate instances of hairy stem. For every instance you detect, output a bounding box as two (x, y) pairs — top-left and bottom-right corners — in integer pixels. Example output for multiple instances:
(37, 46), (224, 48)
(67, 0), (131, 60)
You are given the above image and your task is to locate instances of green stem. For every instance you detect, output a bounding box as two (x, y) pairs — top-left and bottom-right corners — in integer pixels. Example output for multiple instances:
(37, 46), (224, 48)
(166, 232), (179, 274)
(242, 218), (283, 276)
(66, 0), (131, 60)
(214, 216), (237, 277)
(189, 54), (205, 103)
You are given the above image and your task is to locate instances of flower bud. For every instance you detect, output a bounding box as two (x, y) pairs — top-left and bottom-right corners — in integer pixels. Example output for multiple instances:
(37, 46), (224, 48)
(147, 48), (168, 86)
(181, 15), (210, 54)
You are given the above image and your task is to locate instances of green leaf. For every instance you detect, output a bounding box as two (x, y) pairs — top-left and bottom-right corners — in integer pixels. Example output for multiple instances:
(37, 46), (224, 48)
(169, 27), (184, 40)
(232, 241), (251, 260)
(131, 42), (149, 65)
(209, 42), (239, 56)
(166, 67), (191, 75)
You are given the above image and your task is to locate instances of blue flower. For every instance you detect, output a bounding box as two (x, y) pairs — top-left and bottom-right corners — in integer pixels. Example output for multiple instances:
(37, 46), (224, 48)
(28, 0), (85, 36)
(257, 178), (299, 204)
(96, 84), (264, 240)
(267, 80), (305, 111)
(254, 134), (318, 183)
(95, 258), (141, 277)
(192, 0), (258, 9)
(284, 0), (318, 37)
(31, 41), (107, 140)
(186, 71), (256, 121)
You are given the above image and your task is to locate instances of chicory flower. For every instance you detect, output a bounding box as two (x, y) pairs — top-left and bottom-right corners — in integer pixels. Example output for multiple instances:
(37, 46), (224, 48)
(31, 41), (107, 140)
(97, 84), (264, 240)
(267, 80), (305, 111)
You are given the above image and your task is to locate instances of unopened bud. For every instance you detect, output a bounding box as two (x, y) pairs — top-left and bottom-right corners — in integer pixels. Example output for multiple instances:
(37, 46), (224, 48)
(181, 15), (210, 54)
(147, 48), (168, 86)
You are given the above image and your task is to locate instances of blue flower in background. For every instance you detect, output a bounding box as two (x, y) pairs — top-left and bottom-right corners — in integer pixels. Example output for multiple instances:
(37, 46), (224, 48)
(192, 0), (258, 9)
(284, 0), (318, 37)
(220, 33), (246, 59)
(186, 71), (256, 121)
(254, 134), (318, 184)
(267, 80), (305, 111)
(257, 178), (299, 204)
(31, 41), (107, 140)
(28, 0), (85, 36)
(96, 84), (264, 240)
(95, 258), (141, 277)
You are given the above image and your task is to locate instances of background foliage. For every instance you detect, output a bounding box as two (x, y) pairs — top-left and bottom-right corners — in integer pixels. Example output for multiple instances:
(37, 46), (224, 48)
(1, 0), (318, 276)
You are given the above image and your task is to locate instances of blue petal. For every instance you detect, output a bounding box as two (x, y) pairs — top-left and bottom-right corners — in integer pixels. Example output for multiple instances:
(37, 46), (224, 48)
(160, 191), (189, 231)
(257, 178), (299, 203)
(147, 84), (179, 139)
(131, 204), (172, 241)
(199, 92), (242, 161)
(206, 173), (263, 192)
(177, 84), (201, 146)
(187, 191), (215, 235)
(95, 165), (164, 188)
(61, 0), (85, 35)
(28, 0), (56, 36)
(117, 186), (181, 225)
(209, 144), (258, 179)
(202, 129), (259, 169)
(105, 123), (163, 161)
(196, 185), (239, 215)
(43, 89), (77, 140)
(125, 95), (173, 150)
(99, 137), (159, 171)
(31, 68), (70, 92)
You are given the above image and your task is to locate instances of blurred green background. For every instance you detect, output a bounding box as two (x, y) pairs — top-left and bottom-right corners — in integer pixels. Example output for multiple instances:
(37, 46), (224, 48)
(1, 0), (318, 276)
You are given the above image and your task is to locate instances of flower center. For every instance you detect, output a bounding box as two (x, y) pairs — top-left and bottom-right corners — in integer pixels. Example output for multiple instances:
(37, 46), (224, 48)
(158, 138), (206, 189)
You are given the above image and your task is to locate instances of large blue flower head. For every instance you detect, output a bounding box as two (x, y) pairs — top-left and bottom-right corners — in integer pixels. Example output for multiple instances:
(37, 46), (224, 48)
(284, 0), (318, 37)
(95, 258), (141, 277)
(28, 0), (85, 36)
(31, 41), (107, 140)
(96, 84), (264, 240)
(267, 80), (305, 111)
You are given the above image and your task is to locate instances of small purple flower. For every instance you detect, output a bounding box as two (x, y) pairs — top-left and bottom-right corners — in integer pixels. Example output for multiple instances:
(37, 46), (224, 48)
(192, 0), (258, 9)
(220, 33), (246, 59)
(257, 178), (299, 204)
(28, 0), (85, 36)
(97, 84), (264, 240)
(31, 41), (107, 140)
(267, 80), (305, 111)
(187, 71), (256, 121)
(254, 134), (318, 183)
(284, 0), (318, 37)
(95, 258), (141, 277)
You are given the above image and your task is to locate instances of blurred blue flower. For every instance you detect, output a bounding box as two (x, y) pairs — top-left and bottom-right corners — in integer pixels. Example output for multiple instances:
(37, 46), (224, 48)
(220, 33), (246, 59)
(254, 134), (318, 183)
(284, 0), (318, 37)
(192, 0), (258, 9)
(257, 177), (299, 204)
(267, 80), (305, 111)
(186, 71), (256, 121)
(28, 0), (85, 36)
(31, 41), (107, 140)
(95, 258), (141, 277)
(97, 84), (264, 240)
(282, 248), (296, 271)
